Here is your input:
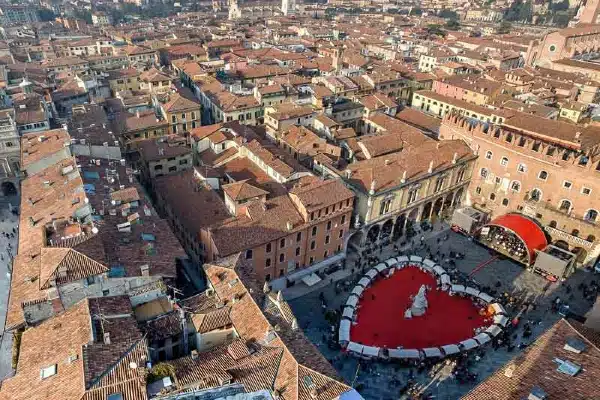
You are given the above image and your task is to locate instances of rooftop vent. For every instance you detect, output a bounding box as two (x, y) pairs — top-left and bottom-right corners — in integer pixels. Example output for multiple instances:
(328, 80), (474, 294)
(528, 386), (547, 400)
(564, 337), (586, 354)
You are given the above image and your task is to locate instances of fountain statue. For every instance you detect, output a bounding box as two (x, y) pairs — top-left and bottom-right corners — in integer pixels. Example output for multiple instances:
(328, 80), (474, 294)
(404, 284), (428, 319)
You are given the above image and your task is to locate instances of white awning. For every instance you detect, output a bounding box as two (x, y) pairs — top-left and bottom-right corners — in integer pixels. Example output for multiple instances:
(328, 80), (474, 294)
(423, 259), (436, 268)
(474, 333), (491, 345)
(358, 277), (371, 288)
(346, 295), (358, 308)
(441, 344), (461, 355)
(366, 269), (378, 279)
(491, 303), (507, 315)
(493, 314), (509, 326)
(422, 347), (442, 358)
(362, 345), (380, 357)
(339, 320), (351, 342)
(388, 348), (421, 359)
(375, 263), (387, 273)
(396, 255), (409, 263)
(451, 284), (466, 293)
(485, 325), (502, 337)
(441, 274), (451, 285)
(410, 255), (423, 263)
(301, 273), (322, 287)
(342, 307), (354, 319)
(347, 342), (364, 355)
(351, 286), (364, 297)
(476, 292), (494, 303)
(433, 265), (446, 276)
(384, 257), (398, 267)
(460, 339), (479, 350)
(465, 287), (480, 296)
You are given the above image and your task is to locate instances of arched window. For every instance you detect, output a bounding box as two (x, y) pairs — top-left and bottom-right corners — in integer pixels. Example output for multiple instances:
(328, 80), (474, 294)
(517, 163), (527, 173)
(490, 193), (496, 201)
(500, 157), (509, 166)
(510, 180), (521, 192)
(502, 198), (509, 206)
(572, 229), (580, 237)
(529, 188), (542, 202)
(485, 151), (493, 160)
(559, 199), (572, 212)
(585, 209), (598, 222)
(538, 170), (548, 180)
(480, 168), (489, 179)
(549, 220), (557, 228)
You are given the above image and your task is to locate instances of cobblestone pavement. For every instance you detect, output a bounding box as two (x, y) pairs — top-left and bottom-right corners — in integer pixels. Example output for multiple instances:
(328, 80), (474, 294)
(0, 200), (18, 382)
(290, 229), (597, 400)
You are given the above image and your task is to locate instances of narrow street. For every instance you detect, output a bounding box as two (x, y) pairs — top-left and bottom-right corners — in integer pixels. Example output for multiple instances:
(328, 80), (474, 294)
(0, 198), (18, 382)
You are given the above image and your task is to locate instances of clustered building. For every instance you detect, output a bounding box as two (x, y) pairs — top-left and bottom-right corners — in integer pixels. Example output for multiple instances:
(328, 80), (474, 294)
(0, 0), (599, 399)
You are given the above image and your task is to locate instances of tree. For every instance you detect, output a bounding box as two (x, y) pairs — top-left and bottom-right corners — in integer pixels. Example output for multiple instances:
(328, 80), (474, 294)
(497, 21), (512, 34)
(439, 9), (459, 20)
(550, 0), (569, 12)
(426, 24), (447, 37)
(505, 0), (533, 22)
(410, 7), (423, 16)
(445, 19), (461, 30)
(38, 8), (56, 22)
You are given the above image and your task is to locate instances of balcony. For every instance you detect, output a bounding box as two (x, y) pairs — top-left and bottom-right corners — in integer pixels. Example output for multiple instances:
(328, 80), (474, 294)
(523, 198), (598, 229)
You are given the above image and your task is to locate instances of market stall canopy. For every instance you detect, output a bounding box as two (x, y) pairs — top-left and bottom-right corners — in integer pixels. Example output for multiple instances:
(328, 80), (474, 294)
(389, 348), (421, 359)
(460, 338), (479, 350)
(441, 344), (461, 355)
(358, 277), (371, 287)
(423, 347), (442, 358)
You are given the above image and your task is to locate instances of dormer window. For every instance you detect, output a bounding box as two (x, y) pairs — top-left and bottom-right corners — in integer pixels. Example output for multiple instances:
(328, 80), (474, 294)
(40, 364), (57, 379)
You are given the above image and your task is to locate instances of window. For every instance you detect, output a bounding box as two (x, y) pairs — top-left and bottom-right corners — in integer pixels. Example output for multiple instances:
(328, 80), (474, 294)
(265, 274), (271, 281)
(280, 238), (285, 248)
(311, 226), (317, 236)
(495, 176), (502, 184)
(585, 209), (598, 222)
(40, 365), (57, 379)
(517, 163), (527, 173)
(5, 142), (12, 147)
(407, 188), (419, 204)
(582, 187), (592, 196)
(266, 258), (271, 267)
(325, 235), (330, 244)
(324, 251), (329, 258)
(179, 159), (188, 165)
(490, 193), (496, 201)
(475, 186), (482, 194)
(341, 215), (346, 224)
(310, 241), (316, 250)
(327, 221), (332, 230)
(339, 229), (344, 238)
(379, 198), (392, 215)
(171, 115), (177, 123)
(296, 247), (300, 256)
(480, 168), (489, 179)
(502, 198), (509, 206)
(434, 176), (445, 193)
(572, 229), (580, 237)
(309, 257), (314, 264)
(559, 199), (572, 212)
(279, 253), (284, 262)
(529, 188), (542, 202)
(310, 212), (314, 220)
(538, 170), (548, 180)
(266, 243), (272, 253)
(500, 157), (508, 167)
(296, 232), (302, 242)
(532, 142), (540, 152)
(485, 151), (493, 160)
(510, 181), (521, 193)
(563, 181), (572, 189)
(245, 249), (253, 259)
(549, 220), (557, 228)
(154, 165), (163, 171)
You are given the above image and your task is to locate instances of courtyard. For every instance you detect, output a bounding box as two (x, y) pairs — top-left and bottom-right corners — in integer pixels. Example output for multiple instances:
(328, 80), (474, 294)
(289, 229), (598, 399)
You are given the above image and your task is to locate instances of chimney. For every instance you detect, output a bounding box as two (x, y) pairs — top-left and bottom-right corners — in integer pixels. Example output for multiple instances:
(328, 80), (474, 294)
(291, 318), (298, 330)
(401, 170), (407, 183)
(103, 332), (111, 345)
(452, 152), (458, 164)
(263, 281), (271, 293)
(369, 180), (376, 195)
(345, 169), (351, 179)
(191, 350), (199, 360)
(384, 159), (391, 165)
(136, 111), (140, 118)
(286, 221), (293, 231)
(276, 290), (283, 302)
(428, 160), (433, 174)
